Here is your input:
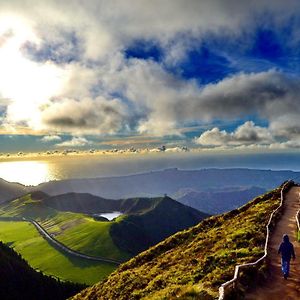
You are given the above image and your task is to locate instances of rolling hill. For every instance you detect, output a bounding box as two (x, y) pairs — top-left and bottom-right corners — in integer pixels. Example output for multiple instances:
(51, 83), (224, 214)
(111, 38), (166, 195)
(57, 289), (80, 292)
(0, 193), (208, 257)
(0, 240), (84, 300)
(110, 196), (209, 255)
(0, 178), (27, 203)
(1, 168), (299, 216)
(0, 220), (117, 285)
(0, 193), (208, 283)
(42, 192), (183, 215)
(71, 184), (286, 300)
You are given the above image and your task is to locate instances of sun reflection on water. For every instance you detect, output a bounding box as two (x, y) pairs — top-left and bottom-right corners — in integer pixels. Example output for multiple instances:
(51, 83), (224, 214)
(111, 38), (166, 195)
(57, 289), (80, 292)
(0, 161), (53, 186)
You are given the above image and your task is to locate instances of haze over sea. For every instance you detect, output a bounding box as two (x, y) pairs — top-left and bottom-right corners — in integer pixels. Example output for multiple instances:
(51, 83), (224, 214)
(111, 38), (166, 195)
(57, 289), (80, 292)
(1, 151), (300, 186)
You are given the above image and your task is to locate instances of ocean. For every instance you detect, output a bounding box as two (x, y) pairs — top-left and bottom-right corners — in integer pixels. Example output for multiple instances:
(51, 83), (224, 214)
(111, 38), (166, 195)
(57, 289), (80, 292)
(1, 151), (300, 186)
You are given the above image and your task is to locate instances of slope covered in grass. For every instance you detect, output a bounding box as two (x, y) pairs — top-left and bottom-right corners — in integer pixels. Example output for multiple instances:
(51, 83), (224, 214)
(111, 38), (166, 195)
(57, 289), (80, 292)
(0, 192), (208, 287)
(111, 196), (209, 255)
(0, 221), (116, 285)
(72, 186), (283, 300)
(40, 213), (129, 260)
(0, 194), (129, 261)
(0, 194), (207, 260)
(0, 240), (83, 300)
(0, 178), (27, 203)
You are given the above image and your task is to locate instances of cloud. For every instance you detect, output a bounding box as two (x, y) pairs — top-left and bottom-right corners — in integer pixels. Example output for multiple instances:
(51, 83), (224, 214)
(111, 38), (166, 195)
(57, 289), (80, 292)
(40, 135), (61, 142)
(0, 97), (11, 107)
(41, 97), (130, 135)
(171, 70), (299, 123)
(100, 64), (300, 138)
(195, 121), (274, 147)
(0, 29), (14, 47)
(269, 114), (300, 139)
(2, 0), (300, 151)
(55, 136), (92, 147)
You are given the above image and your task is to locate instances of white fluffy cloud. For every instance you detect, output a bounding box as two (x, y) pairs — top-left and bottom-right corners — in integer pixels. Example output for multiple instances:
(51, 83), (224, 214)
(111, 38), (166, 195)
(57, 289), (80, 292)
(55, 137), (92, 147)
(41, 135), (61, 142)
(195, 121), (274, 147)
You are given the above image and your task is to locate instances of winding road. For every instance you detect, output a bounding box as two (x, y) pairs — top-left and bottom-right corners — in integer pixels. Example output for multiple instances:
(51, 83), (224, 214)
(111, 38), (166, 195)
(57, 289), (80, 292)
(245, 186), (300, 300)
(24, 217), (122, 265)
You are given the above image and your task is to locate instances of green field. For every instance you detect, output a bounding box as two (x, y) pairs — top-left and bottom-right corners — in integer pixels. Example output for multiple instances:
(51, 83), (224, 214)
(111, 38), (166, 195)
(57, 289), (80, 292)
(0, 194), (130, 261)
(40, 213), (130, 261)
(0, 220), (117, 285)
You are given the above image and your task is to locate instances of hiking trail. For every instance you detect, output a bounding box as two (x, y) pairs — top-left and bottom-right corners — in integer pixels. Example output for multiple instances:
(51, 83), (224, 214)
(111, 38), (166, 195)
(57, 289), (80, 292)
(245, 186), (300, 300)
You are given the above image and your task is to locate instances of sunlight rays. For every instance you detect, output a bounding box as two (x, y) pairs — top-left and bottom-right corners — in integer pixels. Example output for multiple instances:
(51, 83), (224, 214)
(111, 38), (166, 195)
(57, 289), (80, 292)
(0, 161), (53, 186)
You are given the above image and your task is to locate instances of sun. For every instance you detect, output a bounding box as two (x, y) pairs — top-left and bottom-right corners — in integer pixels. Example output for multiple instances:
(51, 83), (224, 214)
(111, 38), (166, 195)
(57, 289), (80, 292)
(0, 160), (52, 186)
(0, 14), (68, 131)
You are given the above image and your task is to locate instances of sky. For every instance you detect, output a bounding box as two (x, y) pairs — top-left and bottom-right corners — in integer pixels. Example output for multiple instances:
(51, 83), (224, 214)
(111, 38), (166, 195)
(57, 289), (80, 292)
(1, 0), (300, 152)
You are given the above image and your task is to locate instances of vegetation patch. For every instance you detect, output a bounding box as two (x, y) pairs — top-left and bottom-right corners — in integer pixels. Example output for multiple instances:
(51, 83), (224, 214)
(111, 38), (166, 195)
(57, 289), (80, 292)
(72, 187), (282, 299)
(0, 221), (117, 285)
(0, 194), (129, 261)
(0, 240), (84, 300)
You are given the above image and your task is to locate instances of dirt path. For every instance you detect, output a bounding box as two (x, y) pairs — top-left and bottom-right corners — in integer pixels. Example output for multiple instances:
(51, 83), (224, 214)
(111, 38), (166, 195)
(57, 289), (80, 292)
(245, 187), (300, 300)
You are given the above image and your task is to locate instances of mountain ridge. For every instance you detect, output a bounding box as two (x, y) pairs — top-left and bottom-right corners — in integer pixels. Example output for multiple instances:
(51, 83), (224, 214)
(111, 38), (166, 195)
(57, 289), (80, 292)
(0, 192), (208, 276)
(32, 168), (300, 200)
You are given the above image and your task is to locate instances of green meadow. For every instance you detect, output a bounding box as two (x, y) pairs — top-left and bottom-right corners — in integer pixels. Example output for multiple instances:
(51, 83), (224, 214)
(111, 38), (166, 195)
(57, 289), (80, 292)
(0, 194), (129, 261)
(40, 213), (130, 261)
(0, 220), (117, 285)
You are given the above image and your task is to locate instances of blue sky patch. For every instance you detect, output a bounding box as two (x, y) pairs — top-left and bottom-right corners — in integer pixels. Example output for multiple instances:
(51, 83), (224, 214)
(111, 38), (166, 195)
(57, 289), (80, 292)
(124, 39), (163, 62)
(250, 28), (284, 63)
(176, 46), (236, 84)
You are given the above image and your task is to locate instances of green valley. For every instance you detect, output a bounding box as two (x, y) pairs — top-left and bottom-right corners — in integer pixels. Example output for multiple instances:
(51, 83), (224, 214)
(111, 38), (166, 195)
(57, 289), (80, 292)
(0, 239), (84, 300)
(0, 193), (129, 261)
(0, 192), (207, 285)
(0, 220), (116, 285)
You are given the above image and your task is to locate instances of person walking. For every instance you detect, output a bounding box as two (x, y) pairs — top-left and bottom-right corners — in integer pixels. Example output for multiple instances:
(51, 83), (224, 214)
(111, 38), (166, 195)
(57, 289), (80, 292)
(278, 234), (296, 279)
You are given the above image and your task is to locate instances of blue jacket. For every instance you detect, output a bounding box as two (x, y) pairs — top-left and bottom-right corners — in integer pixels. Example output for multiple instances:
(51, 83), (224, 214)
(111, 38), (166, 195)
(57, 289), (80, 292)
(278, 241), (296, 261)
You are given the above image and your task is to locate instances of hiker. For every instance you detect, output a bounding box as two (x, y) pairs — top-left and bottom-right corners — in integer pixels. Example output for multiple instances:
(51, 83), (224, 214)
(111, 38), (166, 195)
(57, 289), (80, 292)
(278, 234), (296, 279)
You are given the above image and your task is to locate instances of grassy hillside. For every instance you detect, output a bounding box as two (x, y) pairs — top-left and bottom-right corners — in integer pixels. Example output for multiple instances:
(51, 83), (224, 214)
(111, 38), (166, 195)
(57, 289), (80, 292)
(111, 196), (209, 255)
(43, 193), (187, 215)
(0, 193), (207, 286)
(0, 178), (27, 203)
(0, 193), (207, 259)
(72, 186), (283, 300)
(0, 240), (84, 300)
(40, 213), (130, 260)
(0, 221), (117, 285)
(0, 194), (129, 261)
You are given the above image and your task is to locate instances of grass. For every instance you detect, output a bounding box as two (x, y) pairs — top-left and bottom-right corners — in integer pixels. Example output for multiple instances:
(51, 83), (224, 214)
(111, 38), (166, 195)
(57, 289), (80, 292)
(0, 220), (117, 285)
(41, 213), (130, 261)
(0, 194), (129, 261)
(72, 186), (284, 300)
(0, 194), (57, 219)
